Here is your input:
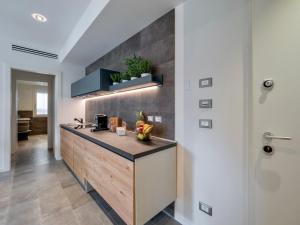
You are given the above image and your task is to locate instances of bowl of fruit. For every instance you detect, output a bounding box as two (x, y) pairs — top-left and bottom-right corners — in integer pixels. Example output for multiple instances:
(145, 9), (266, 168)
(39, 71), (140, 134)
(135, 111), (154, 142)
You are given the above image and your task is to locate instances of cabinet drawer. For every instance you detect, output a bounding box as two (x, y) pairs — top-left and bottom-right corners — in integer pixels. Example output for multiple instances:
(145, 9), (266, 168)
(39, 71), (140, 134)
(84, 140), (134, 225)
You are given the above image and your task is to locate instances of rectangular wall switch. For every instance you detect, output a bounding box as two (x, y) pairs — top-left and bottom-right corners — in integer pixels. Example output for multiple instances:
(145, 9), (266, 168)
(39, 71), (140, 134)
(147, 116), (154, 122)
(155, 116), (162, 123)
(199, 99), (213, 108)
(199, 201), (212, 216)
(199, 77), (213, 88)
(199, 119), (212, 129)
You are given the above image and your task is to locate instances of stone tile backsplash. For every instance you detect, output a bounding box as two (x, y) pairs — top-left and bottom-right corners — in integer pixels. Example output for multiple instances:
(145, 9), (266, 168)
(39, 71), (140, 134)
(85, 10), (175, 139)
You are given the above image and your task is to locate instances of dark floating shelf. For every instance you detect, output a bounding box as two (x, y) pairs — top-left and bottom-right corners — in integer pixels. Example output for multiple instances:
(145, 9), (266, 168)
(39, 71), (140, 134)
(109, 74), (163, 92)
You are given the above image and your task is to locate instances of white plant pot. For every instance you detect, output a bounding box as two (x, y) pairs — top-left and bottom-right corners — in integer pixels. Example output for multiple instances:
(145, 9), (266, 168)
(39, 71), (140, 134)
(131, 77), (138, 80)
(113, 82), (119, 85)
(122, 80), (128, 83)
(141, 73), (151, 78)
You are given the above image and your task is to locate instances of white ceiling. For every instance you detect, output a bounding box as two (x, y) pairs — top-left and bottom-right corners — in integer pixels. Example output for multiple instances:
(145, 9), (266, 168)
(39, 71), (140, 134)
(61, 0), (185, 66)
(0, 0), (185, 66)
(0, 0), (92, 53)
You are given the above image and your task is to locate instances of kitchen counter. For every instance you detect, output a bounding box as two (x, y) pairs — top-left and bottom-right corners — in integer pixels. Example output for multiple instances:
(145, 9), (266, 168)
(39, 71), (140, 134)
(60, 124), (176, 161)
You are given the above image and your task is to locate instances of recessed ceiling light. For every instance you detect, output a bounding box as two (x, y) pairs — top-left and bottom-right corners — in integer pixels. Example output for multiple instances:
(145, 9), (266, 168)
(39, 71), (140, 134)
(31, 13), (47, 23)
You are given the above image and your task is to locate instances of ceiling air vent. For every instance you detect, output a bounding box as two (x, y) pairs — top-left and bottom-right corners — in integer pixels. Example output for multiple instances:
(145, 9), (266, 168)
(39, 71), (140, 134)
(11, 44), (58, 59)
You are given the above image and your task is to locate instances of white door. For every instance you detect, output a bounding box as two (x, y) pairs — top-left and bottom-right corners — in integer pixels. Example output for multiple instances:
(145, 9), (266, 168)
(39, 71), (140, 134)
(251, 0), (300, 225)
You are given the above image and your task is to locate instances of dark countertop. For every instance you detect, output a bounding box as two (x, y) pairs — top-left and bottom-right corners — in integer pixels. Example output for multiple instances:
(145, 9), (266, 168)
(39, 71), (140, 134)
(60, 124), (176, 161)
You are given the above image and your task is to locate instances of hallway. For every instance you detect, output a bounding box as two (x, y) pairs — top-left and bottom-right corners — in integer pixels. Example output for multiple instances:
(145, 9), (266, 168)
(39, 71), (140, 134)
(0, 135), (179, 225)
(12, 135), (53, 167)
(1, 135), (114, 225)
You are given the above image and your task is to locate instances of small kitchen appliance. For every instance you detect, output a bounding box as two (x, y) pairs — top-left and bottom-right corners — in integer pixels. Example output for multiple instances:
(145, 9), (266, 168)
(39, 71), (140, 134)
(91, 114), (108, 132)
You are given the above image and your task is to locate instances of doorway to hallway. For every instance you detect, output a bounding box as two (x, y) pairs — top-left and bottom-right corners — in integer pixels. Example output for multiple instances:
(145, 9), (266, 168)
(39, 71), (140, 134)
(11, 69), (55, 168)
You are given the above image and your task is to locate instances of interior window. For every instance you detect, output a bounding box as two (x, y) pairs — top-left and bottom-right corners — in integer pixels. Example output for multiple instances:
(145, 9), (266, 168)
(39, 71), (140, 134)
(36, 92), (48, 115)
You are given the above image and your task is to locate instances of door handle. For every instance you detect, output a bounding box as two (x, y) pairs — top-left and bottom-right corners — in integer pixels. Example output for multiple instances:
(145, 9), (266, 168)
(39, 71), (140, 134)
(263, 132), (292, 140)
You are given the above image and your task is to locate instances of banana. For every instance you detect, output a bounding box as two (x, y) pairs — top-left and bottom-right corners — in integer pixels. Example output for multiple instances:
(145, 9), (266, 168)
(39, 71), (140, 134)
(143, 124), (153, 135)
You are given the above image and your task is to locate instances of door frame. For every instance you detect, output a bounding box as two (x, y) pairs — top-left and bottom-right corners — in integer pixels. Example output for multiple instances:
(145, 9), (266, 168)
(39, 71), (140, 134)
(12, 70), (54, 157)
(0, 62), (62, 172)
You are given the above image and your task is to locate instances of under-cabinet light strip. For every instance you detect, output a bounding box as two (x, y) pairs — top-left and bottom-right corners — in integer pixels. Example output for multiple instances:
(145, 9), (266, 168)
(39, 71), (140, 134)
(83, 86), (160, 101)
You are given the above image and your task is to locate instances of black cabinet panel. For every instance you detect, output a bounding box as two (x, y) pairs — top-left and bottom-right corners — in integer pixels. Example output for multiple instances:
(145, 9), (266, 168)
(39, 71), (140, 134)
(71, 69), (118, 97)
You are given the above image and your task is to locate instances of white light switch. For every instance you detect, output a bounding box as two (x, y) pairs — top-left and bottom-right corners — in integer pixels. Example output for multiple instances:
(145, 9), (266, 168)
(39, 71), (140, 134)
(155, 116), (162, 123)
(199, 99), (213, 108)
(148, 116), (154, 122)
(201, 121), (209, 126)
(201, 80), (209, 86)
(199, 77), (213, 88)
(199, 119), (212, 128)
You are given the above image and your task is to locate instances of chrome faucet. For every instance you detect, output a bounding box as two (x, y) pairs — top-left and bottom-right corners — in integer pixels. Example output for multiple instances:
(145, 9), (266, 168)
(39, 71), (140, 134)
(74, 118), (83, 124)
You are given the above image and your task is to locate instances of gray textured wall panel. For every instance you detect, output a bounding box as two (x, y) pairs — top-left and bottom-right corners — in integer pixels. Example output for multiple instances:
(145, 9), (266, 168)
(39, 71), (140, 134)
(85, 10), (175, 139)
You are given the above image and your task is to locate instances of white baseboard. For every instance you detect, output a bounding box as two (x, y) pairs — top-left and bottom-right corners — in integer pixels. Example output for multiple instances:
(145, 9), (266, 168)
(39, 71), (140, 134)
(55, 154), (62, 161)
(0, 167), (10, 173)
(174, 211), (193, 225)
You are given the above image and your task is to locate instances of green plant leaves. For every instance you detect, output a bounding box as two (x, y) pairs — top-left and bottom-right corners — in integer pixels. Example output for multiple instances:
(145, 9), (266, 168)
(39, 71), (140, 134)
(111, 55), (152, 83)
(120, 72), (131, 81)
(110, 73), (121, 83)
(125, 55), (152, 78)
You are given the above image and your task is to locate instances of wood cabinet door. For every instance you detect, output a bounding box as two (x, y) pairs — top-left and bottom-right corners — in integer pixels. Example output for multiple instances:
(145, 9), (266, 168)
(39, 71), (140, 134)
(73, 136), (86, 183)
(60, 128), (74, 169)
(84, 140), (135, 225)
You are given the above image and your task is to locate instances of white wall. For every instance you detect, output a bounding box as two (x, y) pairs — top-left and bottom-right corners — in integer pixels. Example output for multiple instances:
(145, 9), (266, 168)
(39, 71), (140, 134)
(0, 36), (85, 172)
(175, 0), (251, 224)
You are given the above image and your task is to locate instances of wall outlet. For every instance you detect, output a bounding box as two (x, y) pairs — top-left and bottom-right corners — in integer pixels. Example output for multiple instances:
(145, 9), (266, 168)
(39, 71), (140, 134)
(199, 201), (212, 216)
(147, 116), (154, 122)
(155, 116), (162, 123)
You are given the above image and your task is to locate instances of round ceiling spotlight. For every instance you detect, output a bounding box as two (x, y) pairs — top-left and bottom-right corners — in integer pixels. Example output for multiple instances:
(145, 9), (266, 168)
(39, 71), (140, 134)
(31, 13), (47, 23)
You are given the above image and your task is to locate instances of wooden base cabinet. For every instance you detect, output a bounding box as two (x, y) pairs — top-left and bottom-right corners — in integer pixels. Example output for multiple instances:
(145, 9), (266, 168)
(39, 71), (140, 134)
(73, 136), (86, 183)
(135, 147), (176, 225)
(60, 128), (75, 169)
(84, 140), (135, 225)
(60, 128), (176, 225)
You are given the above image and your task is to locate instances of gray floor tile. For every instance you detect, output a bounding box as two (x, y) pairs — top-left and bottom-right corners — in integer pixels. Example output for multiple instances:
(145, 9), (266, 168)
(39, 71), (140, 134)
(38, 186), (70, 217)
(10, 180), (39, 205)
(6, 199), (41, 225)
(0, 134), (180, 225)
(63, 183), (92, 210)
(74, 201), (113, 225)
(41, 206), (79, 225)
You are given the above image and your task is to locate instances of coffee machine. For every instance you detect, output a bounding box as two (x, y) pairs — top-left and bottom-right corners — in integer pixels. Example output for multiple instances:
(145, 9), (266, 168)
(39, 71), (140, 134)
(91, 114), (108, 132)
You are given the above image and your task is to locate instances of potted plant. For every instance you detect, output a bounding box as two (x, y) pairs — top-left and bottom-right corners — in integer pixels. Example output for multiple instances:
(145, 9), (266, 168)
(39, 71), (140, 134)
(121, 72), (130, 82)
(125, 55), (141, 80)
(139, 59), (152, 77)
(110, 73), (121, 85)
(125, 55), (153, 79)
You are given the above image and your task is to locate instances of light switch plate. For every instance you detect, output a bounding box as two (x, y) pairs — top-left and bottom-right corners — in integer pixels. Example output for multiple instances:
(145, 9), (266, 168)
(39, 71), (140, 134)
(199, 77), (213, 88)
(147, 116), (154, 122)
(155, 116), (162, 123)
(199, 99), (213, 108)
(199, 201), (212, 216)
(199, 119), (212, 129)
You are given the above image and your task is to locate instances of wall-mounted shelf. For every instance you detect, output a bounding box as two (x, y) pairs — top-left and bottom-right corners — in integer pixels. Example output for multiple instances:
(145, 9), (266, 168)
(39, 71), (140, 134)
(79, 74), (163, 100)
(109, 74), (163, 92)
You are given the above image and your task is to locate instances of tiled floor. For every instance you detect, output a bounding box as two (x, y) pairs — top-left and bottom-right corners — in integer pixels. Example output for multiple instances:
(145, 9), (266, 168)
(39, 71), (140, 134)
(0, 135), (180, 225)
